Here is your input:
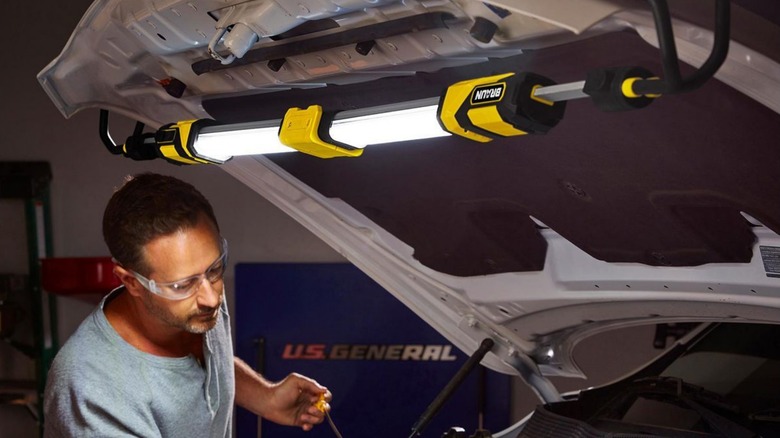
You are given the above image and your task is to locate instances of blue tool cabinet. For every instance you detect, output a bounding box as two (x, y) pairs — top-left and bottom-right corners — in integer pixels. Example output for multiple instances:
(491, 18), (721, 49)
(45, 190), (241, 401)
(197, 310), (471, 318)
(235, 263), (510, 437)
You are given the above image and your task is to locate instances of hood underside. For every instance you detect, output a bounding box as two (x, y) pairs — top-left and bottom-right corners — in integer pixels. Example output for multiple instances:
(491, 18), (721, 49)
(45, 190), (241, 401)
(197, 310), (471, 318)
(39, 0), (780, 394)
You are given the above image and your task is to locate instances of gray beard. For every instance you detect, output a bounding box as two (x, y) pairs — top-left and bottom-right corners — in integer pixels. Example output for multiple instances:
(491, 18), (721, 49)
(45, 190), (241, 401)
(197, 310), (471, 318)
(141, 290), (222, 334)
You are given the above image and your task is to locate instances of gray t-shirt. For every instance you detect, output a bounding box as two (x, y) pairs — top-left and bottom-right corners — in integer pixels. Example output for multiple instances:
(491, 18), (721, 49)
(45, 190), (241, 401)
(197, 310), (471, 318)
(43, 288), (235, 437)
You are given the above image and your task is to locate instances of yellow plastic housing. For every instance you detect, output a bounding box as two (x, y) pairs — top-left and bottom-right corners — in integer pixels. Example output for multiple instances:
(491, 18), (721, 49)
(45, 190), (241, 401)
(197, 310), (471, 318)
(279, 106), (363, 158)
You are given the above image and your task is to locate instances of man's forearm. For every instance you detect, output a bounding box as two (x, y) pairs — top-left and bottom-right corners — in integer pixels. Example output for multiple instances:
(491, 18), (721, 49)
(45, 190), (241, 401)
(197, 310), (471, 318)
(234, 356), (274, 416)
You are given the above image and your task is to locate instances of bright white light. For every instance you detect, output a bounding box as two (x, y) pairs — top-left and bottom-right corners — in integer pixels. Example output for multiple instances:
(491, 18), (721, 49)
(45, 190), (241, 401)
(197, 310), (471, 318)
(330, 104), (450, 148)
(193, 124), (294, 161)
(191, 103), (450, 161)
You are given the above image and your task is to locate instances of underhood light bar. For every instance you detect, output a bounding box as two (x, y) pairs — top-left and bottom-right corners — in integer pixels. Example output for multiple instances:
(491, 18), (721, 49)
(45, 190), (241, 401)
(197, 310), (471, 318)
(195, 120), (289, 161)
(102, 0), (729, 165)
(330, 103), (448, 149)
(192, 99), (450, 161)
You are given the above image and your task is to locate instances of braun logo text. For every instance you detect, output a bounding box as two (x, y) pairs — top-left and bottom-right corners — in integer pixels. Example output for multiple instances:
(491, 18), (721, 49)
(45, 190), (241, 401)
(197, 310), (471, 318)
(282, 344), (458, 361)
(471, 83), (505, 104)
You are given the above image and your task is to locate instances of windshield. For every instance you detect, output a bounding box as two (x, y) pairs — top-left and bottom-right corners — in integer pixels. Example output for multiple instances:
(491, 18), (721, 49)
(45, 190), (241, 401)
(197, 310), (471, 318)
(543, 324), (780, 437)
(606, 324), (780, 436)
(661, 323), (780, 415)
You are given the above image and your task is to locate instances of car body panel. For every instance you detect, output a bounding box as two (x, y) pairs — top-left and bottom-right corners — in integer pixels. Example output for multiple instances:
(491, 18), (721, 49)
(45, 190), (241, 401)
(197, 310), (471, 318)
(38, 0), (780, 401)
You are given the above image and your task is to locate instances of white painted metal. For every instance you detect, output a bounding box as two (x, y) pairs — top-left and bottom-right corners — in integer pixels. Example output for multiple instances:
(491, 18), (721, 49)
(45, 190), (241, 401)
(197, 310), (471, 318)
(221, 155), (780, 382)
(36, 0), (780, 399)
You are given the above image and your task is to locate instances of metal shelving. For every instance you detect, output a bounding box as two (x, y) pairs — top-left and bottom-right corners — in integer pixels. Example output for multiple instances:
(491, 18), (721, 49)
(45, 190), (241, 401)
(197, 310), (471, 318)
(0, 161), (59, 437)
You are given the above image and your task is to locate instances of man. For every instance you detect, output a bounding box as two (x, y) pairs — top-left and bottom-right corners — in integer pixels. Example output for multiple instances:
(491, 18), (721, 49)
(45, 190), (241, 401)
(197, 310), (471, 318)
(44, 173), (330, 437)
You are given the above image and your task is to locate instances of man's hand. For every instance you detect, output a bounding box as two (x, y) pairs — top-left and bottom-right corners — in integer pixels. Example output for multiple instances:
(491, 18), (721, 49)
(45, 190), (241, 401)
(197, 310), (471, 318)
(264, 373), (332, 431)
(234, 358), (332, 430)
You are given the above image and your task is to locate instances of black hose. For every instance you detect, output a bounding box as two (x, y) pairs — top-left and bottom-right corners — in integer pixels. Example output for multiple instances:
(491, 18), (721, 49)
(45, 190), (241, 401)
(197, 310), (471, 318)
(132, 120), (146, 137)
(633, 0), (730, 96)
(648, 0), (682, 92)
(681, 0), (730, 91)
(98, 110), (123, 155)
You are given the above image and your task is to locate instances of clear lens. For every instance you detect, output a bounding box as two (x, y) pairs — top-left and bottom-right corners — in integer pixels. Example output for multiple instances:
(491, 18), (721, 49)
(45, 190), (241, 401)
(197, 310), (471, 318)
(205, 253), (227, 283)
(156, 252), (227, 297)
(161, 276), (201, 295)
(131, 239), (228, 300)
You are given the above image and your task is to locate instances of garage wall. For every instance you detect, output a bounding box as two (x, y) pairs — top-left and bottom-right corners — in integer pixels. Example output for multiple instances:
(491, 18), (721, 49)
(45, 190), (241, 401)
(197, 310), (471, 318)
(2, 0), (347, 325)
(0, 2), (344, 435)
(0, 1), (661, 436)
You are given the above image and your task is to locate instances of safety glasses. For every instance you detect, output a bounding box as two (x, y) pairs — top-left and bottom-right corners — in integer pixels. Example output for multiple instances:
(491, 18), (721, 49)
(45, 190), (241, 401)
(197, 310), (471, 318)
(129, 238), (228, 300)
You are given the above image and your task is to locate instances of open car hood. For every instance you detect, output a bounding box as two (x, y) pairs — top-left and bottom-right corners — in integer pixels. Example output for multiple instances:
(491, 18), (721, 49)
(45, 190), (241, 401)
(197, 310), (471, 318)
(39, 0), (780, 400)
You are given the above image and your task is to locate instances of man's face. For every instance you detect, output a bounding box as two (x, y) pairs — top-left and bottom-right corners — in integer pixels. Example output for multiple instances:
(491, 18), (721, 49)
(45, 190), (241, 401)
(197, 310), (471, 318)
(139, 218), (224, 334)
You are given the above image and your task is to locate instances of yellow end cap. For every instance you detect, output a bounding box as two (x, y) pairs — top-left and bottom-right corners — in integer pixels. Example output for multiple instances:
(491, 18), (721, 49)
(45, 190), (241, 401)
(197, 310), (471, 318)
(158, 145), (202, 164)
(467, 106), (527, 137)
(158, 120), (211, 164)
(438, 72), (516, 143)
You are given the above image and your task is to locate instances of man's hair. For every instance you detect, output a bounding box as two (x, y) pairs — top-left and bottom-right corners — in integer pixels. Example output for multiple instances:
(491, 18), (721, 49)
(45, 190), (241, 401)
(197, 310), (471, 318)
(103, 173), (220, 275)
